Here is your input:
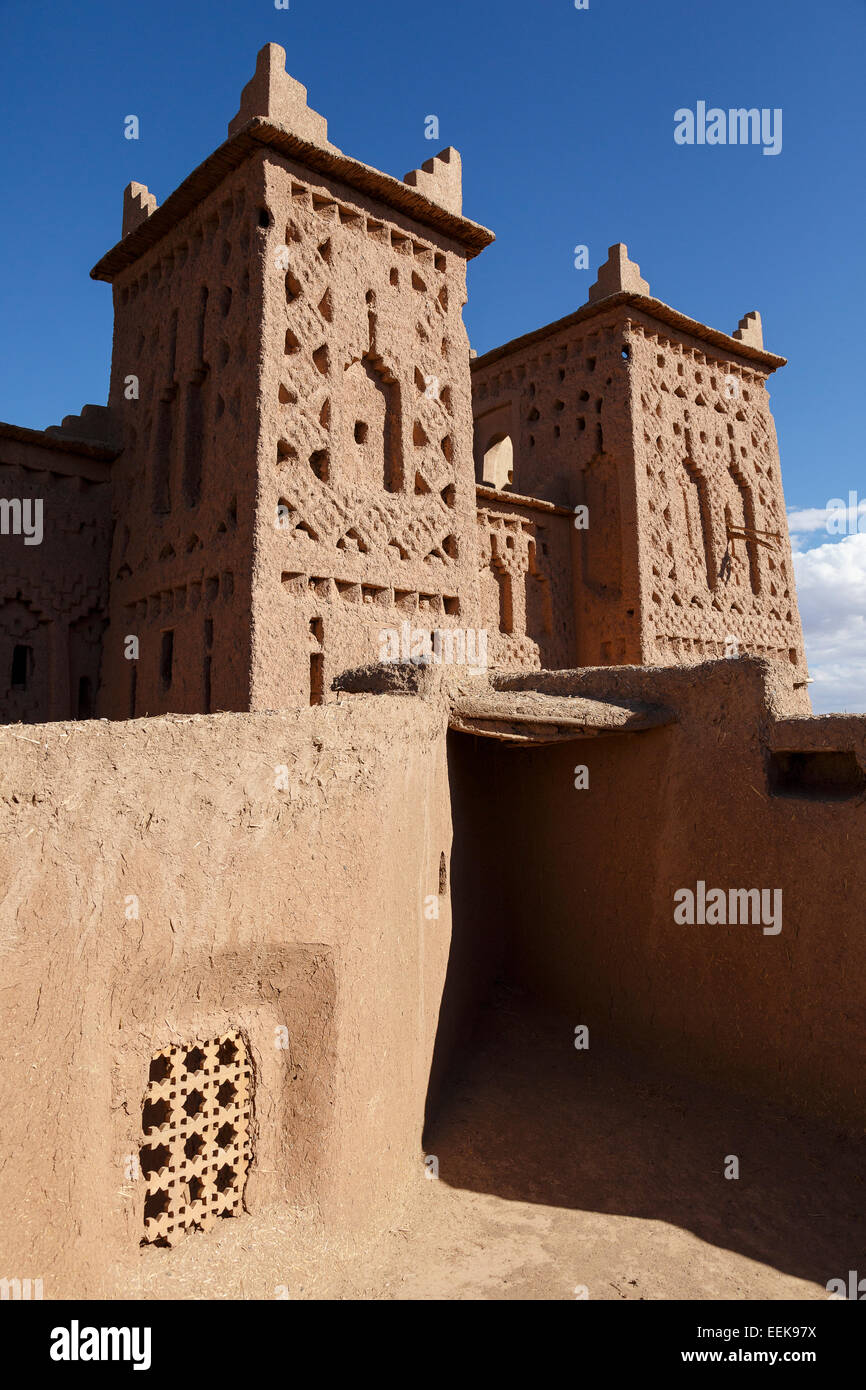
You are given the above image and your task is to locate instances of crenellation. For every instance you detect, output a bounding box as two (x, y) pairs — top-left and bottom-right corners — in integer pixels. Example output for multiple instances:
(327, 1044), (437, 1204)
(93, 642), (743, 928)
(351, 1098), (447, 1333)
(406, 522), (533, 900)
(122, 181), (158, 239)
(228, 43), (334, 149)
(403, 146), (463, 217)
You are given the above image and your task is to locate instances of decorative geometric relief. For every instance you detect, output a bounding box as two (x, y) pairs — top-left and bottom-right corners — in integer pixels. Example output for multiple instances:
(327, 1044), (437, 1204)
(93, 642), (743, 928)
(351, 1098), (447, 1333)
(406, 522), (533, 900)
(140, 1030), (252, 1248)
(680, 458), (716, 591)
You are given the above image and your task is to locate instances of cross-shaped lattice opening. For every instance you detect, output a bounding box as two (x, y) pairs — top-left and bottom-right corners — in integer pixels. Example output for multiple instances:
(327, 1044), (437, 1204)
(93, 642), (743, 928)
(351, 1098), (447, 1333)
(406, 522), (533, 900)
(140, 1029), (253, 1247)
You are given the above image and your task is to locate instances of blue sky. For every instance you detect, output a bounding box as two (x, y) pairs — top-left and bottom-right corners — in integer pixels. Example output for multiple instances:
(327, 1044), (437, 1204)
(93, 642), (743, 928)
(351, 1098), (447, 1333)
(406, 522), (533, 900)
(0, 0), (863, 708)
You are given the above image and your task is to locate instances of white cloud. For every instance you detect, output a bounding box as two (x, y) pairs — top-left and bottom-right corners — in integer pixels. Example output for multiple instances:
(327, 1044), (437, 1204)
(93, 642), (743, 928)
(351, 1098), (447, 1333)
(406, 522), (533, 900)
(793, 532), (866, 713)
(788, 505), (836, 534)
(788, 498), (866, 542)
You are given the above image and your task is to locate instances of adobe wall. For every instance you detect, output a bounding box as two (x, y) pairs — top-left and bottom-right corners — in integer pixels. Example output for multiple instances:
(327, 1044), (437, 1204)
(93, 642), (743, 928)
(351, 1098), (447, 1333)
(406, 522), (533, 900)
(463, 658), (864, 1126)
(0, 427), (112, 723)
(98, 160), (264, 719)
(0, 696), (452, 1296)
(250, 149), (481, 709)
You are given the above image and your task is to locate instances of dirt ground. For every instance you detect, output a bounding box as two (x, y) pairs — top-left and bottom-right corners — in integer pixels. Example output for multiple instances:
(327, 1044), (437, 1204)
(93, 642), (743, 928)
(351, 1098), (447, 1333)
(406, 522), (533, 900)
(114, 988), (863, 1301)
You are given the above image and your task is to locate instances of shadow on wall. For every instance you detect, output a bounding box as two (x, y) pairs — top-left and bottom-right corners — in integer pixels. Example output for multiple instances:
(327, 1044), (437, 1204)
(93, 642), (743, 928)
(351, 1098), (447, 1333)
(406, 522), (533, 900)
(422, 689), (865, 1291)
(423, 732), (508, 1137)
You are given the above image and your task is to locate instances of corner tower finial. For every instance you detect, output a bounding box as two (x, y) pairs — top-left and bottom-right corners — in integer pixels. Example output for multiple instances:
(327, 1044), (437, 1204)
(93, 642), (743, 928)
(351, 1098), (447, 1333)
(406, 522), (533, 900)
(122, 182), (157, 238)
(228, 43), (334, 147)
(403, 147), (463, 215)
(587, 243), (650, 304)
(733, 311), (763, 350)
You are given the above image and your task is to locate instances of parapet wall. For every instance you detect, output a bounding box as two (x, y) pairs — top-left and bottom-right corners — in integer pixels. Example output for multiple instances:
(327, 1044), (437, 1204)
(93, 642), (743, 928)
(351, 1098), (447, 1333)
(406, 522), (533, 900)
(0, 696), (452, 1296)
(1, 655), (862, 1294)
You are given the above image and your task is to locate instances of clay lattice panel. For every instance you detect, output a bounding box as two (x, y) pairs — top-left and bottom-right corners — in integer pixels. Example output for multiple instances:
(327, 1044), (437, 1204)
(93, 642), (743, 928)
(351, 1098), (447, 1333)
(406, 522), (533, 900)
(140, 1030), (252, 1247)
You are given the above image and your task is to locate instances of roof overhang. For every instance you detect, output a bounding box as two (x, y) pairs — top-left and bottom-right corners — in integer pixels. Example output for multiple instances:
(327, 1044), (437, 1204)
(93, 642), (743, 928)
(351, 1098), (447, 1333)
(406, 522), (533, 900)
(91, 117), (495, 283)
(471, 291), (786, 373)
(0, 420), (118, 467)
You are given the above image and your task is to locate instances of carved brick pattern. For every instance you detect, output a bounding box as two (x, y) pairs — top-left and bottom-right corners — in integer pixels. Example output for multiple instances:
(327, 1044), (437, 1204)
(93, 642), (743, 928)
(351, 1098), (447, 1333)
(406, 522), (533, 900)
(277, 473), (458, 567)
(633, 322), (802, 664)
(0, 570), (106, 626)
(268, 173), (460, 577)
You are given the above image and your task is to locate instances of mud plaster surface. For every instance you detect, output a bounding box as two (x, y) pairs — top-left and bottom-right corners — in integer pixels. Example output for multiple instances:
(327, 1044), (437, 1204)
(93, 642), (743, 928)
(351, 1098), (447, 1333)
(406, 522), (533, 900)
(112, 995), (860, 1302)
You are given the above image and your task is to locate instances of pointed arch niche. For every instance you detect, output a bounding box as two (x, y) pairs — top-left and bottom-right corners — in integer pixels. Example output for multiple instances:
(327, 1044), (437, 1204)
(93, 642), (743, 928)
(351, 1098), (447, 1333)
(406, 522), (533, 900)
(343, 355), (403, 492)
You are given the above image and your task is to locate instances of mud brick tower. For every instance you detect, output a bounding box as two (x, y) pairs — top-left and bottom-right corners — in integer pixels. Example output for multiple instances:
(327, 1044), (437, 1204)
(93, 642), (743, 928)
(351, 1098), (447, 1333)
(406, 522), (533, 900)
(472, 245), (808, 680)
(93, 44), (493, 717)
(0, 45), (808, 720)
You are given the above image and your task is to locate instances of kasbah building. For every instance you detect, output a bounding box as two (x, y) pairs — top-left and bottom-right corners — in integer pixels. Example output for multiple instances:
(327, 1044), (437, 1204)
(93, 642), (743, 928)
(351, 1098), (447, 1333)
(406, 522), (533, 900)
(0, 45), (863, 1300)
